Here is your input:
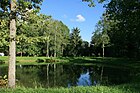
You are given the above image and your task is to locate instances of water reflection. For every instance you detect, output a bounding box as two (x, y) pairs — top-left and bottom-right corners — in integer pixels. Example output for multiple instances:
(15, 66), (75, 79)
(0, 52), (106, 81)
(0, 64), (135, 88)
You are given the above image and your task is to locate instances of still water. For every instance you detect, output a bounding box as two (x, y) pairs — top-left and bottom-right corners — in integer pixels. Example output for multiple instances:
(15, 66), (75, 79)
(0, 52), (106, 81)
(0, 64), (136, 88)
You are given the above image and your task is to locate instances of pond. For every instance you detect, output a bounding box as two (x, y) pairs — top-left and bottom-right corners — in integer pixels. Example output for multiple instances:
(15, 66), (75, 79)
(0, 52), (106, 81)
(0, 64), (137, 88)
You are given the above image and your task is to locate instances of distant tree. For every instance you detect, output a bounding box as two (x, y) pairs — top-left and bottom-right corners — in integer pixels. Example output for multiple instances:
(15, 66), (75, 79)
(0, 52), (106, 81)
(80, 41), (90, 56)
(91, 19), (110, 57)
(67, 27), (82, 56)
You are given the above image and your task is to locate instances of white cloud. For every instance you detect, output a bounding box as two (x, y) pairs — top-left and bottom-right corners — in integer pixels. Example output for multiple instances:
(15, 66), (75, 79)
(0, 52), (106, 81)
(76, 15), (85, 22)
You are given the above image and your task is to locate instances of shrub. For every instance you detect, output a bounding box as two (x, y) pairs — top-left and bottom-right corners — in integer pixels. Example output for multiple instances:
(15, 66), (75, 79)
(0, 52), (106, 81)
(16, 61), (20, 63)
(36, 59), (44, 63)
(0, 60), (5, 65)
(0, 75), (7, 87)
(45, 59), (59, 63)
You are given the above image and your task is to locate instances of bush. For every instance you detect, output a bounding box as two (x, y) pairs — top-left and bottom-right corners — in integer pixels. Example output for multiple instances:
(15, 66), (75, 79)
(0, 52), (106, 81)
(0, 75), (7, 87)
(45, 59), (59, 63)
(0, 60), (5, 65)
(16, 61), (20, 63)
(36, 59), (44, 63)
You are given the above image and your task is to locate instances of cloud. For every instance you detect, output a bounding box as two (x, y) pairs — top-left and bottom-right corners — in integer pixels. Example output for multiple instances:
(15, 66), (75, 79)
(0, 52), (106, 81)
(76, 15), (85, 22)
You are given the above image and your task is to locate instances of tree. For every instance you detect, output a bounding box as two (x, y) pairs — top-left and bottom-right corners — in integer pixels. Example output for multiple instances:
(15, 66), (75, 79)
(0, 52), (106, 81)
(0, 0), (43, 88)
(67, 27), (82, 56)
(91, 19), (110, 57)
(105, 0), (140, 58)
(82, 0), (106, 7)
(0, 19), (9, 55)
(80, 41), (90, 56)
(8, 0), (16, 88)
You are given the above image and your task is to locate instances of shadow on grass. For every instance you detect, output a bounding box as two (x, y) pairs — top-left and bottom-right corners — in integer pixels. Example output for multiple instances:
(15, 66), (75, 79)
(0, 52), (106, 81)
(58, 57), (140, 68)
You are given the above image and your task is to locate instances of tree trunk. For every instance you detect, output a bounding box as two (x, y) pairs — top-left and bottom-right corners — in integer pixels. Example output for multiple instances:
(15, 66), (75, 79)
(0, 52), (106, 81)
(102, 43), (104, 57)
(21, 51), (23, 57)
(53, 64), (56, 86)
(54, 31), (56, 57)
(54, 26), (57, 57)
(46, 40), (49, 57)
(100, 66), (104, 83)
(8, 0), (16, 88)
(61, 46), (63, 56)
(47, 64), (49, 86)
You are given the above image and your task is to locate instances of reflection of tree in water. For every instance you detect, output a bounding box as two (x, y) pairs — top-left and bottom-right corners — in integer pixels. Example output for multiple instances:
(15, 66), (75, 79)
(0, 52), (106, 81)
(0, 67), (8, 77)
(64, 65), (82, 86)
(102, 67), (132, 85)
(16, 65), (41, 88)
(7, 64), (137, 88)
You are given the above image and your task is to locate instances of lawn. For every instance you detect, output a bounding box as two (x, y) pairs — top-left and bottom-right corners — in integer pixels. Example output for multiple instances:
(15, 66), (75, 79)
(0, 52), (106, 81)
(0, 84), (140, 93)
(0, 56), (140, 69)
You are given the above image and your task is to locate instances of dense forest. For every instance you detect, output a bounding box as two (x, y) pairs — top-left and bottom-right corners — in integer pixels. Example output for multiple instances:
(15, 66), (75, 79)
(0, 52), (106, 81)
(91, 0), (140, 58)
(0, 0), (140, 58)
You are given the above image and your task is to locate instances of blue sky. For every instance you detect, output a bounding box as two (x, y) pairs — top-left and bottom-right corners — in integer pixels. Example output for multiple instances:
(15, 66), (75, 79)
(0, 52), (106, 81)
(40, 0), (106, 42)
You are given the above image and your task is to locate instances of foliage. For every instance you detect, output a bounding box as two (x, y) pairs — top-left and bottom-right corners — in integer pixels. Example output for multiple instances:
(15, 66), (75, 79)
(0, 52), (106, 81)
(0, 84), (139, 93)
(91, 19), (110, 57)
(45, 58), (60, 63)
(0, 0), (43, 19)
(91, 0), (140, 58)
(0, 75), (7, 87)
(36, 58), (44, 63)
(65, 27), (83, 57)
(104, 0), (140, 58)
(0, 59), (5, 64)
(82, 0), (106, 7)
(0, 19), (9, 55)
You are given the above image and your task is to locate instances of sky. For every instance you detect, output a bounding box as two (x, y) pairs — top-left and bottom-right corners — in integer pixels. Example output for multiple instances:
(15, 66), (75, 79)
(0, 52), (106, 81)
(40, 0), (106, 42)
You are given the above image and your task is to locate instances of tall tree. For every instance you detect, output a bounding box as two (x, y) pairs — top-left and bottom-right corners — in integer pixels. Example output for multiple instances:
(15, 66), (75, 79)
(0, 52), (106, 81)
(0, 0), (43, 88)
(105, 0), (140, 58)
(91, 19), (110, 57)
(9, 0), (16, 88)
(67, 27), (82, 56)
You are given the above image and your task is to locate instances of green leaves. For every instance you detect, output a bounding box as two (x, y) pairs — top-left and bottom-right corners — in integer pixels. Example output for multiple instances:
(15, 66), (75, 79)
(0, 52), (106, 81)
(106, 0), (140, 57)
(67, 27), (82, 56)
(0, 0), (43, 20)
(82, 0), (105, 7)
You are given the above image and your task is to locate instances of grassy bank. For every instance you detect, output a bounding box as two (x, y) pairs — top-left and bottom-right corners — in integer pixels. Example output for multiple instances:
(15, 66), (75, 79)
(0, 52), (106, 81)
(0, 56), (140, 68)
(0, 56), (69, 66)
(0, 83), (140, 93)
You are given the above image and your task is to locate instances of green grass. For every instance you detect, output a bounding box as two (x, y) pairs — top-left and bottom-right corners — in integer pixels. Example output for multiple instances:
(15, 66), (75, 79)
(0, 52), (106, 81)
(0, 56), (140, 69)
(0, 56), (69, 66)
(0, 84), (140, 93)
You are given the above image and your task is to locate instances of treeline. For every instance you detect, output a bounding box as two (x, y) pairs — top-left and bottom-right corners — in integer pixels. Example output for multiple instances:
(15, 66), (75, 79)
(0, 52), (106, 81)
(0, 12), (91, 57)
(91, 0), (140, 58)
(1, 0), (140, 58)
